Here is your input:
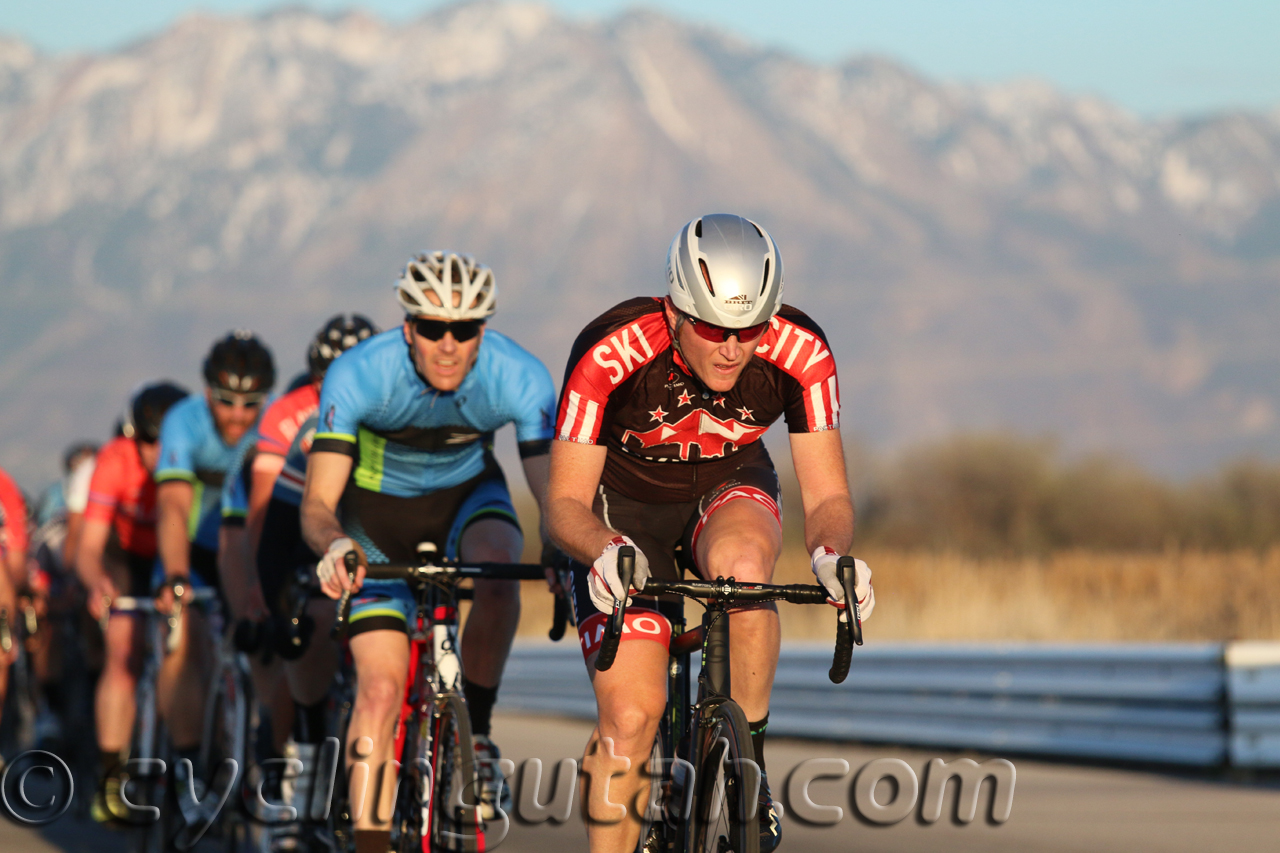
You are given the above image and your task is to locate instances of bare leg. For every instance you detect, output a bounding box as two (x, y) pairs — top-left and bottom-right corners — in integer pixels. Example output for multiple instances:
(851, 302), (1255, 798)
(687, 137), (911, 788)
(156, 608), (212, 749)
(458, 518), (522, 688)
(583, 639), (668, 853)
(693, 499), (782, 723)
(97, 614), (142, 753)
(345, 630), (409, 831)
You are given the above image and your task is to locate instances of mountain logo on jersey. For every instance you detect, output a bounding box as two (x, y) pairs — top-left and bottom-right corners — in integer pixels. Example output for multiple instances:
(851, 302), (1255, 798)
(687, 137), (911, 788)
(621, 410), (766, 461)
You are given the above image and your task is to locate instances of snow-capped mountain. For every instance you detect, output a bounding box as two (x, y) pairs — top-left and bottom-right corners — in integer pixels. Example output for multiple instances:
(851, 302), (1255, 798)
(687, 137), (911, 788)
(2, 2), (1278, 484)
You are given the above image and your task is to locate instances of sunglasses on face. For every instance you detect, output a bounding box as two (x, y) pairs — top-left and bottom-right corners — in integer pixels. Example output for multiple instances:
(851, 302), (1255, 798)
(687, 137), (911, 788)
(413, 318), (484, 342)
(210, 389), (265, 408)
(681, 312), (770, 343)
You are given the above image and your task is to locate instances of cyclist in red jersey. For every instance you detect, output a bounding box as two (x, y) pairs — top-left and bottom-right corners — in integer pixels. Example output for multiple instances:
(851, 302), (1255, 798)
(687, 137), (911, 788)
(547, 215), (875, 852)
(76, 382), (188, 822)
(0, 465), (29, 766)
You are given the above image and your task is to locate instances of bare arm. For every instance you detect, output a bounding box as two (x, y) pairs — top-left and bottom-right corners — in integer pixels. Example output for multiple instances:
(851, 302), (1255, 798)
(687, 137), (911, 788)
(546, 439), (617, 565)
(75, 518), (111, 589)
(76, 518), (117, 621)
(246, 453), (286, 558)
(156, 480), (194, 580)
(790, 429), (855, 554)
(219, 524), (264, 621)
(299, 451), (353, 557)
(520, 452), (551, 543)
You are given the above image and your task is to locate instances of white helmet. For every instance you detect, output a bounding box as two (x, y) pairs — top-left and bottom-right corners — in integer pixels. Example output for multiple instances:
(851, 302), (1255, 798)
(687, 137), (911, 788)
(666, 214), (783, 328)
(395, 251), (497, 320)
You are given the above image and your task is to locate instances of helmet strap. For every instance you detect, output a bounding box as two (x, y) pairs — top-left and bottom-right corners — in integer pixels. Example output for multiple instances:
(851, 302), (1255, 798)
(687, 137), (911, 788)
(667, 309), (713, 401)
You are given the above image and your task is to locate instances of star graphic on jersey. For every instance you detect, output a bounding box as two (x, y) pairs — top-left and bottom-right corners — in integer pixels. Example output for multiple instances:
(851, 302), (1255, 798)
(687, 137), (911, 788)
(649, 406), (668, 422)
(622, 410), (768, 461)
(677, 391), (693, 407)
(713, 396), (726, 407)
(736, 406), (754, 421)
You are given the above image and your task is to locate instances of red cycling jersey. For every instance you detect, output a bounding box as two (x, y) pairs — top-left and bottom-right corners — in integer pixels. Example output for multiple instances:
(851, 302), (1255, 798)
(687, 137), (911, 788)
(0, 466), (29, 561)
(256, 383), (320, 458)
(84, 437), (157, 558)
(556, 297), (840, 503)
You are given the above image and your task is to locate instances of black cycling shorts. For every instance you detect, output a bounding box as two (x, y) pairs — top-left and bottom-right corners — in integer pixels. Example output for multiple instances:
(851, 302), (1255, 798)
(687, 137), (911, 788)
(569, 448), (782, 655)
(257, 498), (322, 620)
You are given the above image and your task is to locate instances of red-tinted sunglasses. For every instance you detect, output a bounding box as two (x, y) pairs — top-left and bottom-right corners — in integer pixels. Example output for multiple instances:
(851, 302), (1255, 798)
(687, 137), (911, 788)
(681, 311), (769, 343)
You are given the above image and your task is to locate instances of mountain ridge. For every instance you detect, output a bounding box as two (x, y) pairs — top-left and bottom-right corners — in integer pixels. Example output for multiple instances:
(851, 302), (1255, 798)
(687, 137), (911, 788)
(1, 1), (1278, 487)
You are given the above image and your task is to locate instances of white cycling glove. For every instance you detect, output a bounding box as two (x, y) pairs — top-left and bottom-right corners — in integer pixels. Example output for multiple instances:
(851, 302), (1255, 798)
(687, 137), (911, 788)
(811, 546), (874, 622)
(318, 537), (356, 588)
(588, 536), (651, 614)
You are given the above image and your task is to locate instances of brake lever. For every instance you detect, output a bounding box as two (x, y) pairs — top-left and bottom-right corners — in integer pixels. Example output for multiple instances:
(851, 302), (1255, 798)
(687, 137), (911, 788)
(594, 546), (634, 672)
(330, 551), (361, 640)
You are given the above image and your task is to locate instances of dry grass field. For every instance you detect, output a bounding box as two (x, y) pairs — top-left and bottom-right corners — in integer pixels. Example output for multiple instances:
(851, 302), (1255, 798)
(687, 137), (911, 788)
(511, 547), (1280, 643)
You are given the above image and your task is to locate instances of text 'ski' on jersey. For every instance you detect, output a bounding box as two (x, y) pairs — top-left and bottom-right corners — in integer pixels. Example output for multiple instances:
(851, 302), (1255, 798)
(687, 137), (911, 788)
(156, 394), (262, 551)
(311, 327), (557, 498)
(85, 436), (158, 558)
(555, 297), (840, 503)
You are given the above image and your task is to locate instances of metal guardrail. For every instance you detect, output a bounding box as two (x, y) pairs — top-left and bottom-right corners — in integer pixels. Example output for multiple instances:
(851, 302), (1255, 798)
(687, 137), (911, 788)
(501, 640), (1280, 768)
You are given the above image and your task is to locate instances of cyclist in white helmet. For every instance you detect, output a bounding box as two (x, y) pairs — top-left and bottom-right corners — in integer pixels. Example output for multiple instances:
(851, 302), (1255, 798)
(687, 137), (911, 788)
(301, 252), (557, 850)
(548, 214), (874, 852)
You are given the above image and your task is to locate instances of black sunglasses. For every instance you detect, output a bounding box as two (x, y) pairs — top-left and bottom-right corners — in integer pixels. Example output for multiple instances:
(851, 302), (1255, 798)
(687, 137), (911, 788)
(413, 318), (484, 342)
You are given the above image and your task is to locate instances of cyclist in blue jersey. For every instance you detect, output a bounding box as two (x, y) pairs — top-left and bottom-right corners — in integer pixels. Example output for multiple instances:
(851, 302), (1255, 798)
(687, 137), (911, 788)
(301, 252), (556, 850)
(155, 330), (274, 780)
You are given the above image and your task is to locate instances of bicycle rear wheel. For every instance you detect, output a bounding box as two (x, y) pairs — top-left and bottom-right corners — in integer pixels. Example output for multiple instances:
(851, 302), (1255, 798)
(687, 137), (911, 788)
(687, 699), (759, 853)
(201, 654), (252, 851)
(429, 694), (482, 853)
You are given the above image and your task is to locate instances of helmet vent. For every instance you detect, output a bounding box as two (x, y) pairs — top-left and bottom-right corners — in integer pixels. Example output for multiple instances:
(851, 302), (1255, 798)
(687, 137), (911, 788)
(698, 258), (716, 296)
(750, 221), (764, 238)
(760, 258), (770, 296)
(694, 218), (703, 238)
(411, 266), (426, 282)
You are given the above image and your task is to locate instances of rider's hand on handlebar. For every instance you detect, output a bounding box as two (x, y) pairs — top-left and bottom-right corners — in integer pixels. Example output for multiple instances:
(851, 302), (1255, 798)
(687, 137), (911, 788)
(588, 536), (650, 613)
(811, 547), (875, 622)
(87, 575), (119, 623)
(318, 537), (364, 600)
(155, 577), (188, 616)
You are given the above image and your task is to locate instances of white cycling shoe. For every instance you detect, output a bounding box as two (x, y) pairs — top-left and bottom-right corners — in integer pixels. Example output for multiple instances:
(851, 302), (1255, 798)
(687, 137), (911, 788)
(472, 735), (512, 820)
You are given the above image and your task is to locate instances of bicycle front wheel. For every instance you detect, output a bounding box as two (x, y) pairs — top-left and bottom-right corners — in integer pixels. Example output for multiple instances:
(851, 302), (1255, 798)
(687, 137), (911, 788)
(687, 699), (759, 853)
(429, 694), (482, 853)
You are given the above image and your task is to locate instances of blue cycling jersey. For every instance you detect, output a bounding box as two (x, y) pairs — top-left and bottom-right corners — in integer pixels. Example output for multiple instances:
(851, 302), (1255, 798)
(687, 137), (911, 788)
(156, 394), (259, 551)
(312, 328), (556, 498)
(220, 429), (257, 523)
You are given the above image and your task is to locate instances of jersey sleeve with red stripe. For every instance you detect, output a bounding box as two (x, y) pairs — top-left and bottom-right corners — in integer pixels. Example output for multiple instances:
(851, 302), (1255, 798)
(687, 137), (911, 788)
(256, 383), (320, 457)
(0, 466), (28, 560)
(556, 298), (671, 445)
(756, 306), (841, 432)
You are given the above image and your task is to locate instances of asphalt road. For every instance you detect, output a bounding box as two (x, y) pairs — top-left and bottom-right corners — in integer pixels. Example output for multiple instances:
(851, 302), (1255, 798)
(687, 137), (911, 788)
(4, 712), (1280, 852)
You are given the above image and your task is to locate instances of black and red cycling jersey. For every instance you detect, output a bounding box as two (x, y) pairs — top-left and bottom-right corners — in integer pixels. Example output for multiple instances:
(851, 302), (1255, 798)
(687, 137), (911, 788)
(555, 297), (840, 503)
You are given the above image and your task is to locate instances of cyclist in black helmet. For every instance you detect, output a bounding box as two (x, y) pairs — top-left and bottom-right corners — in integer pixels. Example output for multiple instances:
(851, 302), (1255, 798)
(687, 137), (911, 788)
(76, 381), (188, 823)
(154, 331), (274, 788)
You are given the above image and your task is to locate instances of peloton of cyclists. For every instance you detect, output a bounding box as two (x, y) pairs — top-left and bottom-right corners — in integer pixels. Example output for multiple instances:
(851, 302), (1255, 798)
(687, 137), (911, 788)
(546, 214), (875, 853)
(300, 251), (557, 853)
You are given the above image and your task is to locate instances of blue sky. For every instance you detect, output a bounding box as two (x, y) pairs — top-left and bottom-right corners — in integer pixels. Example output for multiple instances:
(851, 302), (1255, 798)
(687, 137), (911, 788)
(3, 0), (1277, 117)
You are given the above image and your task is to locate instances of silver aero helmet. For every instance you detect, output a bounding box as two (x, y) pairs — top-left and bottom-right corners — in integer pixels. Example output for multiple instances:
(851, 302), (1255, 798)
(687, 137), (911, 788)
(666, 214), (783, 328)
(395, 251), (497, 320)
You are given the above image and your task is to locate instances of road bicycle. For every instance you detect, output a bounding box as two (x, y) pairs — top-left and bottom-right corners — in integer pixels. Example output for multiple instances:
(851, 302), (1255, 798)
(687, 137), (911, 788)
(594, 547), (861, 853)
(331, 545), (547, 853)
(109, 580), (218, 853)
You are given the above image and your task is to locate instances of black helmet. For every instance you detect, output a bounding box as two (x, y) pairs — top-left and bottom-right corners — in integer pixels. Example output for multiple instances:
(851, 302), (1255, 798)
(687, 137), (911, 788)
(130, 382), (190, 443)
(307, 314), (379, 379)
(203, 331), (275, 395)
(62, 442), (99, 473)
